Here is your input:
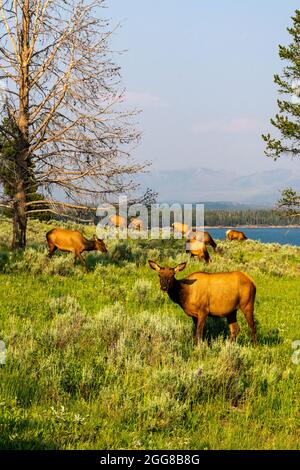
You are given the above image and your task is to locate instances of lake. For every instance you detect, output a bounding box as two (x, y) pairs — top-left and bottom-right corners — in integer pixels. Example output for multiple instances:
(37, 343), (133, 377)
(207, 227), (300, 247)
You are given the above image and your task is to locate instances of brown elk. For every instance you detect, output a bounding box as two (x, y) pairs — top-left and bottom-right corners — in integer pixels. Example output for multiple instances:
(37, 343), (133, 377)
(109, 214), (126, 228)
(148, 260), (257, 344)
(226, 229), (247, 241)
(171, 222), (190, 236)
(186, 238), (210, 264)
(187, 229), (218, 251)
(46, 228), (107, 266)
(128, 217), (145, 231)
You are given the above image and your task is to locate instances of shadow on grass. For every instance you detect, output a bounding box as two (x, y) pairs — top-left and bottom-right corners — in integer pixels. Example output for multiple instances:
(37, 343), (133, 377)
(0, 437), (59, 450)
(0, 250), (10, 272)
(86, 251), (145, 270)
(0, 412), (59, 450)
(196, 316), (229, 343)
(85, 252), (115, 270)
(257, 328), (283, 346)
(193, 316), (283, 347)
(0, 436), (59, 450)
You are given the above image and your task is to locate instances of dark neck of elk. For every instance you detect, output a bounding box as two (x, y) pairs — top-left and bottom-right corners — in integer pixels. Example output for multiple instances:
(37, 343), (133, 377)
(167, 278), (183, 306)
(84, 238), (97, 251)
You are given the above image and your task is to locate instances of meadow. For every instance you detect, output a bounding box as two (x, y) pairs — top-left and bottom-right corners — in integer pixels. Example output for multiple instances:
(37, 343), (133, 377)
(0, 217), (299, 450)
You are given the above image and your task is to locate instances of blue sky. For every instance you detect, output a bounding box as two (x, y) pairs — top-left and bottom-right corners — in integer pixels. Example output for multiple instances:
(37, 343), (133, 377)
(105, 0), (300, 175)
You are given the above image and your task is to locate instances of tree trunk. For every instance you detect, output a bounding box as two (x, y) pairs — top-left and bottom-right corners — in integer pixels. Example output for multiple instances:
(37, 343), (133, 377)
(12, 183), (27, 249)
(11, 0), (30, 250)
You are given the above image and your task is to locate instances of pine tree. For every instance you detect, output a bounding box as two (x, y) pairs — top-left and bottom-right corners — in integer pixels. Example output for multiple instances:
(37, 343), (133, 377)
(262, 9), (300, 219)
(277, 188), (300, 221)
(262, 10), (300, 159)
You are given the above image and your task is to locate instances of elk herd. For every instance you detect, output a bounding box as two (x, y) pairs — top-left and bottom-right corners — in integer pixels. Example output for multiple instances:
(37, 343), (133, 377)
(46, 223), (248, 267)
(174, 224), (247, 264)
(45, 222), (255, 343)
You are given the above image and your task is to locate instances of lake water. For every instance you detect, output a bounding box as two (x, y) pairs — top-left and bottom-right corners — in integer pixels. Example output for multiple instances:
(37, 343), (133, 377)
(207, 227), (300, 247)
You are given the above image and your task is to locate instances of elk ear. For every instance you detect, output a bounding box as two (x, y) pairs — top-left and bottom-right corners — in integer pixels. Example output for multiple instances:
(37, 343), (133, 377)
(148, 260), (161, 272)
(174, 262), (187, 273)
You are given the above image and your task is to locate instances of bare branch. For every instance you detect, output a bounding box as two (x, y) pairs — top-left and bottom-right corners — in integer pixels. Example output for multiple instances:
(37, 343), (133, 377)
(0, 0), (147, 248)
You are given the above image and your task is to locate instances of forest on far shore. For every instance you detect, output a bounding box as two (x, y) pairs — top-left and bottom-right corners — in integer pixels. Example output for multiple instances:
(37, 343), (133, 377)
(203, 209), (299, 227)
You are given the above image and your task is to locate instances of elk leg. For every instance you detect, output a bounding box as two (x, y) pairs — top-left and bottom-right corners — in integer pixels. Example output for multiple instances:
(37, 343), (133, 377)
(187, 310), (208, 343)
(77, 252), (87, 267)
(192, 317), (198, 336)
(73, 250), (84, 266)
(48, 244), (57, 258)
(227, 310), (240, 342)
(240, 304), (257, 344)
(195, 314), (208, 343)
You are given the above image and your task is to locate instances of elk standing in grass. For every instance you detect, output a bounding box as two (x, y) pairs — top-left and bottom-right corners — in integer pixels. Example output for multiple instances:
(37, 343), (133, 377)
(186, 238), (210, 263)
(46, 228), (107, 267)
(129, 217), (145, 231)
(109, 215), (126, 228)
(186, 229), (219, 262)
(226, 229), (247, 241)
(148, 260), (257, 344)
(188, 229), (218, 251)
(171, 222), (190, 236)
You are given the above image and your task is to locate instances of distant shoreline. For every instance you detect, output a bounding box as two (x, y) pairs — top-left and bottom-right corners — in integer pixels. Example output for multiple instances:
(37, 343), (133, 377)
(205, 225), (300, 229)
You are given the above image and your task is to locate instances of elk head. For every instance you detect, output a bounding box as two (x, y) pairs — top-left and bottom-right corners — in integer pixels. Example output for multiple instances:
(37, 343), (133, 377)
(148, 260), (187, 292)
(93, 236), (108, 253)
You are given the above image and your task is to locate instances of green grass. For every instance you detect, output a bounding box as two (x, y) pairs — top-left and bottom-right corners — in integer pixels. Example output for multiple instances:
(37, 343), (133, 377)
(0, 217), (299, 449)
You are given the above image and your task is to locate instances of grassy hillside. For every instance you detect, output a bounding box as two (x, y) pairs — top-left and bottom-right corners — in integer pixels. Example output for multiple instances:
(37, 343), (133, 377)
(0, 217), (299, 450)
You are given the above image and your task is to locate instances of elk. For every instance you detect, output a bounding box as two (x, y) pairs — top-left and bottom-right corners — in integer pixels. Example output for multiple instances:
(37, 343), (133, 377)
(171, 222), (190, 236)
(109, 214), (126, 228)
(128, 217), (145, 231)
(46, 228), (107, 266)
(187, 229), (218, 251)
(186, 238), (210, 263)
(226, 229), (247, 241)
(187, 227), (218, 252)
(148, 260), (257, 344)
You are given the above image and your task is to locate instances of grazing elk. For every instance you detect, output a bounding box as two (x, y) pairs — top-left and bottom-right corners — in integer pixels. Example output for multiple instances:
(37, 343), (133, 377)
(148, 260), (257, 344)
(226, 229), (247, 241)
(109, 214), (126, 228)
(186, 238), (210, 264)
(46, 228), (107, 267)
(187, 229), (218, 251)
(128, 217), (145, 231)
(171, 222), (190, 236)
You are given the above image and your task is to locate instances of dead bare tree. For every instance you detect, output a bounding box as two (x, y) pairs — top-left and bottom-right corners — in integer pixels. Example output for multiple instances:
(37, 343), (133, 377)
(0, 0), (146, 248)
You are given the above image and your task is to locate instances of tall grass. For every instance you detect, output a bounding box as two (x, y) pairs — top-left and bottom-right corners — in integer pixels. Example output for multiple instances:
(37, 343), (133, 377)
(0, 217), (299, 449)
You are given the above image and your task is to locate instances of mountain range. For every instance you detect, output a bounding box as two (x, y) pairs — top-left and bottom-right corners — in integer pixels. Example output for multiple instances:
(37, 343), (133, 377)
(138, 167), (300, 207)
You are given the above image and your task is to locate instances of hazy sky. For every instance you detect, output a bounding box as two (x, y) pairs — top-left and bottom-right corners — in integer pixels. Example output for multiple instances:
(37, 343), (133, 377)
(105, 0), (300, 175)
